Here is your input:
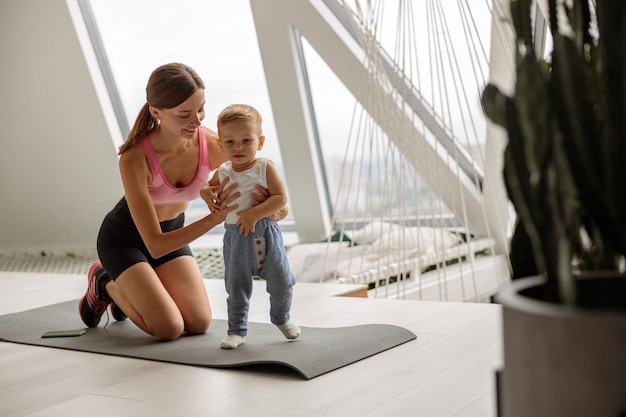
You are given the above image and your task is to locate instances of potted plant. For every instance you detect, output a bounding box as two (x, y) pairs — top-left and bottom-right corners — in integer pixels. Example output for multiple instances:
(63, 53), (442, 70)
(481, 0), (626, 415)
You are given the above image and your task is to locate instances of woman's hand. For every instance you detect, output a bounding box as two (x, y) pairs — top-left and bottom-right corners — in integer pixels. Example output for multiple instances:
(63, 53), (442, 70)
(252, 184), (289, 221)
(200, 176), (240, 212)
(210, 200), (238, 224)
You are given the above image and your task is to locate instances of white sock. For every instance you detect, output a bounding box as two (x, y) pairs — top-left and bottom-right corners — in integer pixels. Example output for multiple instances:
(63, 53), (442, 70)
(277, 321), (301, 340)
(221, 334), (246, 349)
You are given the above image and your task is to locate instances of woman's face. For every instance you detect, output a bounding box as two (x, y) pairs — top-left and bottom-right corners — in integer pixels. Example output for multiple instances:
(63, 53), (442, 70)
(156, 89), (206, 139)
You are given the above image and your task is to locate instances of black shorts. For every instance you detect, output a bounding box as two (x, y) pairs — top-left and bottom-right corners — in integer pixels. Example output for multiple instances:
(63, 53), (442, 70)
(97, 197), (193, 280)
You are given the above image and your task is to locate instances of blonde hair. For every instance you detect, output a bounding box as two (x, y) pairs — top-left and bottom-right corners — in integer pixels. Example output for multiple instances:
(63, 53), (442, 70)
(118, 63), (204, 154)
(217, 104), (263, 135)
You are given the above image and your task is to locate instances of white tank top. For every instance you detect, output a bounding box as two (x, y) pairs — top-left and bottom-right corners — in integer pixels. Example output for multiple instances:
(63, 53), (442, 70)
(218, 157), (268, 224)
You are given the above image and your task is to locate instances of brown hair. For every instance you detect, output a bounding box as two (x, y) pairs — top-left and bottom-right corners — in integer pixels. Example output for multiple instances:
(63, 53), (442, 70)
(118, 63), (205, 154)
(217, 104), (263, 136)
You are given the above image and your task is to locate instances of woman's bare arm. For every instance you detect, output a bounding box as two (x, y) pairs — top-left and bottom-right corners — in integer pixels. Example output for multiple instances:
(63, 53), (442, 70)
(120, 146), (235, 259)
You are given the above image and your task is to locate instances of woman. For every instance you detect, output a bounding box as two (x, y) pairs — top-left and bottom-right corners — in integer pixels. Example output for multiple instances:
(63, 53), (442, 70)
(78, 63), (286, 341)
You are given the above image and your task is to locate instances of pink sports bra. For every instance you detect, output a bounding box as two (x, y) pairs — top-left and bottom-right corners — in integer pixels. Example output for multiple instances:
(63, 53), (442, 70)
(142, 127), (211, 206)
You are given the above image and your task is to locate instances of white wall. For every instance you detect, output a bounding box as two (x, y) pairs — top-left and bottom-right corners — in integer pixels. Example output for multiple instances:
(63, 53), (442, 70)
(0, 0), (123, 254)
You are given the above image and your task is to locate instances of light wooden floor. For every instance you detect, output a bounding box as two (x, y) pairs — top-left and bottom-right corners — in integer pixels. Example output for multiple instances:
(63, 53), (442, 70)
(0, 272), (502, 417)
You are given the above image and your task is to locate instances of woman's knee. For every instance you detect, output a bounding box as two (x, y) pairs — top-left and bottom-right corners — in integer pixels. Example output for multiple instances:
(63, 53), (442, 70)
(185, 313), (212, 335)
(149, 310), (213, 340)
(150, 316), (185, 341)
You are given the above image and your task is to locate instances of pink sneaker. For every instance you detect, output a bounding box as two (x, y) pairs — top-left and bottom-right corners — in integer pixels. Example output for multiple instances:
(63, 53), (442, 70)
(78, 261), (112, 327)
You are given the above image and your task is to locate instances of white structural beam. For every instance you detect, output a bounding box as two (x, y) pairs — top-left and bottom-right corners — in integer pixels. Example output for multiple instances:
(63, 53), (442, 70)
(481, 0), (517, 258)
(252, 0), (516, 251)
(251, 0), (335, 243)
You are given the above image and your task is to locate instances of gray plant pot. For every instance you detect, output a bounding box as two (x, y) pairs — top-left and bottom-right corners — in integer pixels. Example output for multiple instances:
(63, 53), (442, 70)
(496, 274), (626, 417)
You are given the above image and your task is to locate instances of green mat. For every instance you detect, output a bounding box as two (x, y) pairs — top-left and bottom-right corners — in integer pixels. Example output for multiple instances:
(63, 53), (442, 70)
(0, 300), (416, 380)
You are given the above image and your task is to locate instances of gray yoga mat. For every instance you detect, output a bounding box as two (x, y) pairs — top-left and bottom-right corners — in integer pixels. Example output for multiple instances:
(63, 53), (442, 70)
(0, 300), (416, 379)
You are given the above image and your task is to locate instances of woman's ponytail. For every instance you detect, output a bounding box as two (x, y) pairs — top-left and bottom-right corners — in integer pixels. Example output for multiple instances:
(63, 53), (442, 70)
(118, 103), (156, 155)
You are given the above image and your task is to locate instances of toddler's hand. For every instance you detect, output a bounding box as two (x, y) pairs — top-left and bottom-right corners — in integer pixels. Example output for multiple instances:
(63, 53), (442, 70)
(236, 210), (257, 237)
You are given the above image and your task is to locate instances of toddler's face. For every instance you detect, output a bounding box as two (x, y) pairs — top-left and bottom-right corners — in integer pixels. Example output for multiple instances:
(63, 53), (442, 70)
(218, 120), (265, 171)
